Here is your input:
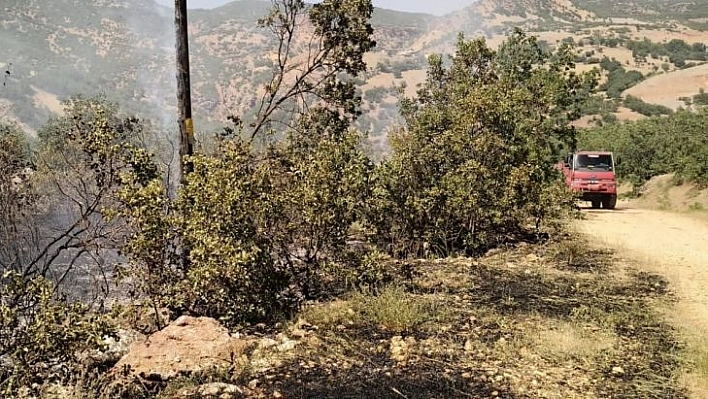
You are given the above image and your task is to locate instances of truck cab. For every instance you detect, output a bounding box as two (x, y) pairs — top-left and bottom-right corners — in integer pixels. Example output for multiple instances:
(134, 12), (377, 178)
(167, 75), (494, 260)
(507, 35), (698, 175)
(561, 151), (618, 209)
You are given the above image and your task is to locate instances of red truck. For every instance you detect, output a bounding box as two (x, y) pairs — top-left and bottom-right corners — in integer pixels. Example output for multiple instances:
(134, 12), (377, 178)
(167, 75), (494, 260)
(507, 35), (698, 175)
(558, 151), (618, 209)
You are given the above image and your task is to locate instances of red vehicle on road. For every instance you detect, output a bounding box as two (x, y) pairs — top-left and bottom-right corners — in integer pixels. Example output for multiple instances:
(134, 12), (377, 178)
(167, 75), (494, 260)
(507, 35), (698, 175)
(558, 151), (618, 209)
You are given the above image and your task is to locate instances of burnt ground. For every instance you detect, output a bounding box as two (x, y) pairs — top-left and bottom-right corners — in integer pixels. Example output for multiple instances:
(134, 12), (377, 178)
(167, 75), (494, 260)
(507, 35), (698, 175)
(149, 239), (687, 399)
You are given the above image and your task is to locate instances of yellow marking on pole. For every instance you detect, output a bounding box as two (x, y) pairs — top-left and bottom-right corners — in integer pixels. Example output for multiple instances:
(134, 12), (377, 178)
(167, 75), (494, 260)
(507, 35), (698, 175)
(186, 118), (194, 138)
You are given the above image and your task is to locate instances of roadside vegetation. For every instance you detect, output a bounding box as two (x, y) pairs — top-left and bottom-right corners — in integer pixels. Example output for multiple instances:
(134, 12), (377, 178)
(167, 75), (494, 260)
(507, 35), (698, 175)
(0, 0), (698, 397)
(579, 108), (708, 188)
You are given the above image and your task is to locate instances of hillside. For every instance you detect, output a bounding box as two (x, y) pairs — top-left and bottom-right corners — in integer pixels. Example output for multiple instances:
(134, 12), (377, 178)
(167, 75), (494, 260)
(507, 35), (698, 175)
(2, 0), (708, 149)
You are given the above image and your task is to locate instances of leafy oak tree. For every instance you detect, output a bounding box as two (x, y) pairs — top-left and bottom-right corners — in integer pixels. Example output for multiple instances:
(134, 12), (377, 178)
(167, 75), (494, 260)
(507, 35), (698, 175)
(368, 30), (596, 257)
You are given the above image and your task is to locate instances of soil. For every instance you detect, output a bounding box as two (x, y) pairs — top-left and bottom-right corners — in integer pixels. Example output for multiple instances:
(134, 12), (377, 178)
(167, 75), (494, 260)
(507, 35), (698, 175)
(576, 201), (708, 397)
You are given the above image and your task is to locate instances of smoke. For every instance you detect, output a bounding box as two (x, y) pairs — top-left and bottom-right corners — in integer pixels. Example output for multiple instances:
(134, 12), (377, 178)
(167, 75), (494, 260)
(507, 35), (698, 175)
(125, 1), (181, 193)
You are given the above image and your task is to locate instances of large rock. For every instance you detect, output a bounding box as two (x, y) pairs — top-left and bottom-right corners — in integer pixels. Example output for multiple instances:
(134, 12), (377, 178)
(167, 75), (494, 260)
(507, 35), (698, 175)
(112, 316), (252, 382)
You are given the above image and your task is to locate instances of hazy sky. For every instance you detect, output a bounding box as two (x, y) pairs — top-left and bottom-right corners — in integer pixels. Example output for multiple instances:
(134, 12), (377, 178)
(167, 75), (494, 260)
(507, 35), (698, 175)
(155, 0), (477, 15)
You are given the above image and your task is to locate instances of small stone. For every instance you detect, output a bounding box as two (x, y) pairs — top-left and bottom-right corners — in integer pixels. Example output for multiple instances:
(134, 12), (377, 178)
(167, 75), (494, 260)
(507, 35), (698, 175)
(273, 390), (283, 398)
(259, 338), (278, 349)
(525, 253), (540, 262)
(248, 379), (260, 389)
(611, 366), (625, 375)
(277, 340), (297, 352)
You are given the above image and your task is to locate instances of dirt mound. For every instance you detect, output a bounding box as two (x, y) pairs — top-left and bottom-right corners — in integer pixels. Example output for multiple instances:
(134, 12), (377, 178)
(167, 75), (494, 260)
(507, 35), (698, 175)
(112, 316), (253, 382)
(634, 174), (708, 212)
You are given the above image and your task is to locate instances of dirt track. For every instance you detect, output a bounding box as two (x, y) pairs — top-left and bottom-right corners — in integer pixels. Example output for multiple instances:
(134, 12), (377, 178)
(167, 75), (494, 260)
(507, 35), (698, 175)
(576, 202), (708, 395)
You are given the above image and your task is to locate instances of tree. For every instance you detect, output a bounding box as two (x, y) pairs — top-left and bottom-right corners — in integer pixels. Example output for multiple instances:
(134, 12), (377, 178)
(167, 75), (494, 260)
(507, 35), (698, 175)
(368, 30), (595, 257)
(247, 0), (376, 141)
(116, 0), (377, 325)
(0, 111), (129, 395)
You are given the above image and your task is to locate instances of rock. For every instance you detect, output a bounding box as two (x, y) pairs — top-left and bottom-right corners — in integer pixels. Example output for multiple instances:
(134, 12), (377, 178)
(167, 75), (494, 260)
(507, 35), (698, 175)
(172, 382), (243, 398)
(111, 316), (253, 382)
(290, 328), (307, 339)
(277, 339), (298, 352)
(389, 336), (417, 363)
(611, 366), (625, 376)
(258, 338), (278, 350)
(104, 329), (146, 359)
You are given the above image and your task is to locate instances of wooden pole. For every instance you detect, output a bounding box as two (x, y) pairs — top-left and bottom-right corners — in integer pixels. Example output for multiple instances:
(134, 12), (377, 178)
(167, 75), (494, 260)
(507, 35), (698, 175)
(175, 0), (193, 271)
(175, 0), (194, 181)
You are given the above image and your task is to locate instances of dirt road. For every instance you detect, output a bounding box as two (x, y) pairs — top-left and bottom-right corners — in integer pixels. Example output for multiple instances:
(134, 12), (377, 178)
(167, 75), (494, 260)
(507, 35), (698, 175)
(576, 202), (708, 395)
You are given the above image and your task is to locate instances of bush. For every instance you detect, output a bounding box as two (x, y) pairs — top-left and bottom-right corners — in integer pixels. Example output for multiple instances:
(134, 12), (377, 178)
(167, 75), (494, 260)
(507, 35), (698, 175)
(117, 109), (374, 326)
(0, 121), (115, 396)
(0, 272), (114, 396)
(367, 31), (592, 257)
(623, 95), (673, 116)
(693, 89), (708, 106)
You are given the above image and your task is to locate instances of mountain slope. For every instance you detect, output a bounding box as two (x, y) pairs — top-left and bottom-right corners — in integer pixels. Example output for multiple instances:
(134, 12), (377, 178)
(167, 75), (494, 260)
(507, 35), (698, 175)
(2, 0), (708, 143)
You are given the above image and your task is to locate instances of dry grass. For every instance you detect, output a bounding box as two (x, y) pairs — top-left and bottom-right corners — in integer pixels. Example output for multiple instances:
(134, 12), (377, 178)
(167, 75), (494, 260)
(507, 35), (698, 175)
(535, 320), (616, 361)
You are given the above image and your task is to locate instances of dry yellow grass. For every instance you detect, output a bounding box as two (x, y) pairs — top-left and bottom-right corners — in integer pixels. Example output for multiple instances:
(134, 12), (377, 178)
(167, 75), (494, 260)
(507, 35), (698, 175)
(536, 321), (616, 361)
(626, 63), (708, 109)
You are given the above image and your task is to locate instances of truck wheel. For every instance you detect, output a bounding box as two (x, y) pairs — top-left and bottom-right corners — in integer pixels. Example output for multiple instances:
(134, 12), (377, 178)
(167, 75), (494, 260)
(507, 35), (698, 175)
(602, 196), (617, 210)
(591, 200), (601, 209)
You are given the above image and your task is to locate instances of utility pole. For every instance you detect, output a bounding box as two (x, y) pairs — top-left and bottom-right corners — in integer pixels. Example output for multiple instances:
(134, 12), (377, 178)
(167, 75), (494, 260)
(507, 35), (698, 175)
(175, 0), (193, 271)
(175, 0), (194, 181)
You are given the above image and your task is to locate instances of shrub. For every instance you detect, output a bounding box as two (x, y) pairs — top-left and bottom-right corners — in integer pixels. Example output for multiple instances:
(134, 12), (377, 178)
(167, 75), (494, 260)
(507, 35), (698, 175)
(117, 109), (375, 325)
(623, 95), (673, 116)
(367, 31), (592, 257)
(0, 272), (113, 396)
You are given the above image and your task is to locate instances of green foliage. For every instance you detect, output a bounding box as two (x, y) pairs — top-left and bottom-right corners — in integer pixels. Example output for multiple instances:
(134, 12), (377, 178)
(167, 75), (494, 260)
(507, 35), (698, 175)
(363, 86), (391, 103)
(599, 57), (644, 98)
(0, 118), (120, 397)
(0, 123), (30, 173)
(177, 142), (286, 322)
(355, 285), (440, 333)
(114, 0), (379, 326)
(625, 37), (707, 68)
(0, 123), (36, 276)
(250, 0), (376, 139)
(579, 109), (708, 185)
(623, 95), (673, 116)
(0, 272), (114, 396)
(579, 95), (619, 116)
(117, 109), (375, 325)
(367, 30), (591, 257)
(693, 88), (708, 106)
